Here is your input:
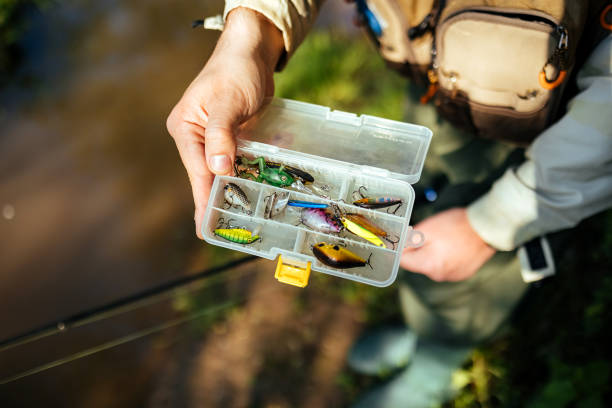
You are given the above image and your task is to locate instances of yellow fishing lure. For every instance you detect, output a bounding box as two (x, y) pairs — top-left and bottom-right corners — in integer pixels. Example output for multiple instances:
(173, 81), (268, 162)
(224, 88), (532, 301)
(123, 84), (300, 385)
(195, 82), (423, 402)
(340, 217), (386, 248)
(214, 228), (260, 244)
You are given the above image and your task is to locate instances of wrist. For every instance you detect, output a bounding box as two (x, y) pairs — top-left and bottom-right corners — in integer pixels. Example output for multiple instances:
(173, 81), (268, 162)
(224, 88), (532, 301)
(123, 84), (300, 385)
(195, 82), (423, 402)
(221, 7), (284, 69)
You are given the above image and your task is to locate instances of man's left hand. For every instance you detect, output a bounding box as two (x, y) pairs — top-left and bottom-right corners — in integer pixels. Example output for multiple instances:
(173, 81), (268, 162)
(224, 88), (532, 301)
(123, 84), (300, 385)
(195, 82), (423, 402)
(400, 208), (495, 282)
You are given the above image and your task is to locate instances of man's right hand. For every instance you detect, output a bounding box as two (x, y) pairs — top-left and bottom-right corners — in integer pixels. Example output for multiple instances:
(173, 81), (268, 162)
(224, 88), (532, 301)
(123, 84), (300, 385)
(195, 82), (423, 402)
(166, 7), (284, 238)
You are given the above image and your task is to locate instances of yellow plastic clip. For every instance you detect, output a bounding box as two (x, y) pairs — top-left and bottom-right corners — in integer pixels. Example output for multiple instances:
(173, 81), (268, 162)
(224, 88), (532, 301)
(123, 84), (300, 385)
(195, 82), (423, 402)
(275, 255), (311, 288)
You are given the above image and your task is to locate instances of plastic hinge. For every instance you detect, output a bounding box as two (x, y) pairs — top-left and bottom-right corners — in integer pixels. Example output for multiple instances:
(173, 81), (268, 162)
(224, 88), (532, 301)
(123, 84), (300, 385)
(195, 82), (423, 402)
(359, 165), (390, 178)
(275, 255), (311, 288)
(239, 140), (279, 154)
(329, 110), (360, 125)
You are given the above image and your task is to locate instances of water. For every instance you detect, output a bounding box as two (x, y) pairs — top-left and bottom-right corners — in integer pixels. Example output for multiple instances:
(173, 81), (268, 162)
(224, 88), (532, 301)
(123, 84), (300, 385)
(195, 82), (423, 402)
(0, 0), (232, 405)
(1, 0), (225, 341)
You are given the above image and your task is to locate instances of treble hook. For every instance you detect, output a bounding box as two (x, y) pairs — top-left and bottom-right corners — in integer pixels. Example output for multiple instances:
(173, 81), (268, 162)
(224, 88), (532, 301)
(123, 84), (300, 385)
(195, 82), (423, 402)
(387, 202), (403, 215)
(216, 217), (226, 229)
(384, 234), (400, 250)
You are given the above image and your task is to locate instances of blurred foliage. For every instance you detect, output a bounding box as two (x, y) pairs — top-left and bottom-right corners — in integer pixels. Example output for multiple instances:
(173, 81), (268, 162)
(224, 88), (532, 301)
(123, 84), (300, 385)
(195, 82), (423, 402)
(446, 211), (612, 408)
(310, 273), (401, 324)
(0, 0), (48, 82)
(275, 29), (408, 121)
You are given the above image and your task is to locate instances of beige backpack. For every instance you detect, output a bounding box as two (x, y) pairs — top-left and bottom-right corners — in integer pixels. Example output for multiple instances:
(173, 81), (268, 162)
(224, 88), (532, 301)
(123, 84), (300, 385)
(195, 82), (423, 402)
(358, 0), (610, 145)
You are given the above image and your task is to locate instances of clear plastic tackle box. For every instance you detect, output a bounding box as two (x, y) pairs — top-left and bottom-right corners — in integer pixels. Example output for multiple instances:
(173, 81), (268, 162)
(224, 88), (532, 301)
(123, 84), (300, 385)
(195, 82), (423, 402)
(202, 98), (432, 288)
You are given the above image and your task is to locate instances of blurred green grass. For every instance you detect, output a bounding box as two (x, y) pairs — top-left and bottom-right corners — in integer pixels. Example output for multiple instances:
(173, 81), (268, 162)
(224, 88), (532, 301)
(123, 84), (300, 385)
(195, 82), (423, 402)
(275, 29), (612, 408)
(275, 29), (408, 121)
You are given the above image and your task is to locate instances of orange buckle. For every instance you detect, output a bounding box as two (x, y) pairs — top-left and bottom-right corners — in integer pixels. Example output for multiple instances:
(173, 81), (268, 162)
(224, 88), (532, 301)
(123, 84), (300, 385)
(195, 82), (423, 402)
(539, 69), (567, 90)
(420, 83), (439, 104)
(601, 4), (612, 31)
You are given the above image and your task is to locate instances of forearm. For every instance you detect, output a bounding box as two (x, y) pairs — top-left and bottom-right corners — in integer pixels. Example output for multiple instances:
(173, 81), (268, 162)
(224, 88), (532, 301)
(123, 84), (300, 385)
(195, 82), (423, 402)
(224, 0), (324, 66)
(217, 7), (284, 72)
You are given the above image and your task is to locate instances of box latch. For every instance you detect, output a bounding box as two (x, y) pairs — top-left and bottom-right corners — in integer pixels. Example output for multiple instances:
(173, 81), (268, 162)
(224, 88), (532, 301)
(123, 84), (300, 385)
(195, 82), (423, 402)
(275, 255), (311, 288)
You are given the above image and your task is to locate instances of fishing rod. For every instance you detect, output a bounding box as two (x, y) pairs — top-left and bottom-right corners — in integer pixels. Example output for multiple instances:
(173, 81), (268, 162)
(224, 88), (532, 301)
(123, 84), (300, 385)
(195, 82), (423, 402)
(0, 255), (271, 385)
(0, 255), (258, 352)
(0, 295), (262, 385)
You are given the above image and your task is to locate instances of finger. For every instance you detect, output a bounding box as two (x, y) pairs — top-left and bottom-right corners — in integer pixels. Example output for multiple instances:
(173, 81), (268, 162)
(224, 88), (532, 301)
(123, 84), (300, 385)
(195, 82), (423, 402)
(172, 125), (214, 239)
(204, 103), (241, 176)
(400, 244), (434, 275)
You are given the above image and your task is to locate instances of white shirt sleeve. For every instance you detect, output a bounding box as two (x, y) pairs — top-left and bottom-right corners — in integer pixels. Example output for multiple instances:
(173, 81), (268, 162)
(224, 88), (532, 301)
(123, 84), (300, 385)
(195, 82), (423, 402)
(224, 0), (324, 58)
(467, 35), (612, 251)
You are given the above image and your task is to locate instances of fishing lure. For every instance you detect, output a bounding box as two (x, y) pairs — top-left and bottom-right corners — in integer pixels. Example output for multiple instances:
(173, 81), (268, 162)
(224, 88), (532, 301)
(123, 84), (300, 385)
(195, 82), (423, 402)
(234, 156), (256, 176)
(343, 213), (389, 238)
(236, 156), (315, 184)
(291, 179), (331, 199)
(312, 242), (372, 269)
(238, 156), (294, 187)
(352, 186), (402, 214)
(224, 183), (252, 214)
(343, 213), (400, 249)
(214, 227), (260, 244)
(264, 192), (289, 219)
(266, 161), (315, 183)
(288, 200), (328, 209)
(340, 217), (387, 248)
(300, 208), (343, 234)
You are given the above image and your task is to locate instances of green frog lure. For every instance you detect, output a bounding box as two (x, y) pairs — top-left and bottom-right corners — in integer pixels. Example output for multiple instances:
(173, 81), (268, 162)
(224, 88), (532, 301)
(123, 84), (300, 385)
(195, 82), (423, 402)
(238, 156), (295, 187)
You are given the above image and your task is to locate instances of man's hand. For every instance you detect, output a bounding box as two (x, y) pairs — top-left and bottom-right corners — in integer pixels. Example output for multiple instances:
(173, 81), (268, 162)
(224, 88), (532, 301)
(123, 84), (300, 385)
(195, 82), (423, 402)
(400, 208), (496, 282)
(166, 8), (284, 238)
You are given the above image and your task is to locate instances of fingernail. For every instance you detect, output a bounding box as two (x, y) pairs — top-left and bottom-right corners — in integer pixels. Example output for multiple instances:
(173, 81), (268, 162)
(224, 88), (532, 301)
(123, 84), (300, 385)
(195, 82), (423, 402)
(210, 155), (230, 173)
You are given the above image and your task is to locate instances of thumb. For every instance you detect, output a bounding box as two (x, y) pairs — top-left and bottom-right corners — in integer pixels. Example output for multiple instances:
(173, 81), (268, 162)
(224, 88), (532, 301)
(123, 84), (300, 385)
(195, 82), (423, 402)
(204, 104), (240, 175)
(400, 246), (429, 274)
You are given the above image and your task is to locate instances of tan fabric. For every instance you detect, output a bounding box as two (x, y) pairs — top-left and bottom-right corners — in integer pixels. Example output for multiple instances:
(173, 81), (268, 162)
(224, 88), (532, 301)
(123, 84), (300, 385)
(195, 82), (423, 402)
(432, 0), (603, 144)
(438, 17), (554, 113)
(439, 0), (586, 32)
(366, 0), (434, 70)
(224, 0), (324, 62)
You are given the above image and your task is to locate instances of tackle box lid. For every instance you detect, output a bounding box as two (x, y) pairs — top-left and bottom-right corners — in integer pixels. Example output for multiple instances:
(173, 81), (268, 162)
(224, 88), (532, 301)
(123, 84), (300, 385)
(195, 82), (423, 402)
(236, 98), (432, 184)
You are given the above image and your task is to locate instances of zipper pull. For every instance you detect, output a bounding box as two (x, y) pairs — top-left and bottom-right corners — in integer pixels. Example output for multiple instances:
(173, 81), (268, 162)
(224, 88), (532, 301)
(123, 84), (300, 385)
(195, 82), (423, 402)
(420, 69), (439, 104)
(408, 13), (434, 39)
(539, 25), (568, 90)
(557, 26), (568, 50)
(407, 0), (445, 39)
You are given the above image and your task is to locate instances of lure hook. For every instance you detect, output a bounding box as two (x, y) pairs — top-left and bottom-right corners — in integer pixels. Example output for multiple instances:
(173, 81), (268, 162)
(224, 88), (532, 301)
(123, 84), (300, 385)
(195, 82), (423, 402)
(384, 234), (400, 250)
(232, 162), (241, 177)
(226, 218), (240, 229)
(366, 253), (374, 270)
(216, 217), (226, 229)
(387, 202), (403, 215)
